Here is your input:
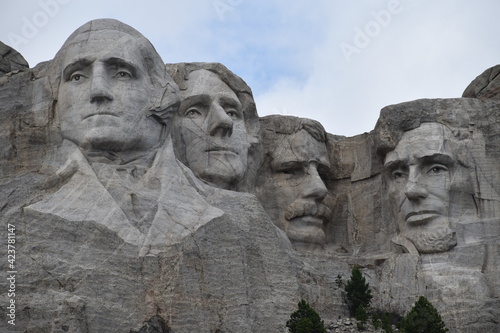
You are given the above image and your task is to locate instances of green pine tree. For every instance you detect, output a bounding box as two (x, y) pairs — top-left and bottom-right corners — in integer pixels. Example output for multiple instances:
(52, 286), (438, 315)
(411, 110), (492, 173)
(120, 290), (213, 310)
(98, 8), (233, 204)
(344, 266), (373, 316)
(286, 299), (326, 333)
(400, 296), (448, 333)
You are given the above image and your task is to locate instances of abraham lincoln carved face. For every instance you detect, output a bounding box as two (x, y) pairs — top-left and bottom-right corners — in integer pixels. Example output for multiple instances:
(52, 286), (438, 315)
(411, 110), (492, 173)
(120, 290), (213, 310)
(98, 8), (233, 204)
(383, 122), (472, 253)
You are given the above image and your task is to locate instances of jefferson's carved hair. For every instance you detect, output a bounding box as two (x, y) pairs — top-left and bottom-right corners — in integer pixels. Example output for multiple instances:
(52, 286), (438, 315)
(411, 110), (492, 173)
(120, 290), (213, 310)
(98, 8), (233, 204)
(166, 62), (259, 144)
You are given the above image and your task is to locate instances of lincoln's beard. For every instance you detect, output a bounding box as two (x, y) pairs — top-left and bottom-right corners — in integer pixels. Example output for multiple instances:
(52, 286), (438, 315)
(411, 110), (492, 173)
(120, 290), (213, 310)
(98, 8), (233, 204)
(405, 226), (457, 254)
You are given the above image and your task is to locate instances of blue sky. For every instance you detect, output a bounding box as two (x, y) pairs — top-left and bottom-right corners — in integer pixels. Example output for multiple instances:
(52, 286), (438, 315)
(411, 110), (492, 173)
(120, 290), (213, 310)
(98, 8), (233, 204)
(1, 0), (499, 136)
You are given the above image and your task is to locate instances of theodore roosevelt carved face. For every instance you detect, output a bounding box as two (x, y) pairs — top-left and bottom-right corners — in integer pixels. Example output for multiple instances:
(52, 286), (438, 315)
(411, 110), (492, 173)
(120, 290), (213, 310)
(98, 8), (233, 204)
(383, 123), (467, 253)
(255, 116), (332, 250)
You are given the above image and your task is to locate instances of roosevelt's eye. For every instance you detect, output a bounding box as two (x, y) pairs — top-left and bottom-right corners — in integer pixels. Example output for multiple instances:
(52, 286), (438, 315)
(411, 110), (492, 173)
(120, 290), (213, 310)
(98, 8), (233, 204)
(280, 168), (304, 177)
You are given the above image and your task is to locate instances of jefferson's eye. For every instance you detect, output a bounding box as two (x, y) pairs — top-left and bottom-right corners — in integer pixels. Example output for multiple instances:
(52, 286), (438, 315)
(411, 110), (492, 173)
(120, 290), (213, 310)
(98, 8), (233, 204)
(70, 73), (83, 81)
(185, 108), (202, 117)
(226, 109), (240, 118)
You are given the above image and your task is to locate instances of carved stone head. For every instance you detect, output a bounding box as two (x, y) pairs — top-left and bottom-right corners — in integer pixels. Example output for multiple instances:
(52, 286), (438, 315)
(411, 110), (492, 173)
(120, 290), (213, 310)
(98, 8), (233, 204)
(167, 62), (259, 190)
(50, 19), (178, 153)
(254, 115), (332, 250)
(384, 122), (475, 253)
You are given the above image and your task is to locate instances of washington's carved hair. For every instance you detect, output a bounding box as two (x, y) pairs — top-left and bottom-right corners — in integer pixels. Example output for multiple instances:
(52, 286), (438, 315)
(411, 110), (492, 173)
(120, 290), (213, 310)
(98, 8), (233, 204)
(48, 18), (179, 125)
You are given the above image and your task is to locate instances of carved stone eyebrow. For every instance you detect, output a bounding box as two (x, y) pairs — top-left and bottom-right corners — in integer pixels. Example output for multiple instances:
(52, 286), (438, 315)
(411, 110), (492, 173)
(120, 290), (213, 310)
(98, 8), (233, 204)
(103, 57), (139, 78)
(383, 158), (404, 170)
(180, 94), (210, 113)
(62, 58), (94, 81)
(219, 95), (242, 109)
(419, 153), (455, 166)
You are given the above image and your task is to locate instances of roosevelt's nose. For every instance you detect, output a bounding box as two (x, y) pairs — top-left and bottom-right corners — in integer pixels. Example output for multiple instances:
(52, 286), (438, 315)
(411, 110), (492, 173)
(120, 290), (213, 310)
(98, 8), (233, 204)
(208, 103), (233, 137)
(404, 169), (428, 201)
(301, 165), (328, 202)
(90, 66), (113, 103)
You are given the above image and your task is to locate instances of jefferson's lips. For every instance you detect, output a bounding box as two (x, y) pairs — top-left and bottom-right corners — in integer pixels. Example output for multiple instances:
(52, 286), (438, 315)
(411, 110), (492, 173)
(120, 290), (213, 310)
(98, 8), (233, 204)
(206, 146), (238, 154)
(405, 210), (441, 224)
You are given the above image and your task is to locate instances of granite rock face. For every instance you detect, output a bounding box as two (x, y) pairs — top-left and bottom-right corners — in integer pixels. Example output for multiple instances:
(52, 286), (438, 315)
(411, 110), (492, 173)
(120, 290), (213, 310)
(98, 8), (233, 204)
(0, 19), (498, 333)
(0, 42), (29, 76)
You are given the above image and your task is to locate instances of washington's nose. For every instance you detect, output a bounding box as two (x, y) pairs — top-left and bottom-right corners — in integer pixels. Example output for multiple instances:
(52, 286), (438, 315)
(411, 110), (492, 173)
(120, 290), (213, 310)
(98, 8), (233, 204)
(301, 166), (328, 202)
(208, 103), (233, 137)
(90, 70), (113, 103)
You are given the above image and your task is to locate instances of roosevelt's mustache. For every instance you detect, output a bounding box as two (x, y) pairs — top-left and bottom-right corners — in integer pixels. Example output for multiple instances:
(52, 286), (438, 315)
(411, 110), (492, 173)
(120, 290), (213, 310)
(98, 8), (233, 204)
(285, 201), (332, 221)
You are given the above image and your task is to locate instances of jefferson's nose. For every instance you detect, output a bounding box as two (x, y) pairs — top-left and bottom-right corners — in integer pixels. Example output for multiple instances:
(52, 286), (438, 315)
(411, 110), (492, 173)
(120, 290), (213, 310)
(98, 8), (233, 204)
(208, 103), (233, 137)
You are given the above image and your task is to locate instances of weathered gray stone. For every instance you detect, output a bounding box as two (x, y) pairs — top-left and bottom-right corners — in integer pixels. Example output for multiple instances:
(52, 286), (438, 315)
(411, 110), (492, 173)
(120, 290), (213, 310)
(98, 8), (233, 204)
(167, 62), (260, 191)
(0, 41), (29, 76)
(0, 18), (499, 333)
(463, 64), (500, 100)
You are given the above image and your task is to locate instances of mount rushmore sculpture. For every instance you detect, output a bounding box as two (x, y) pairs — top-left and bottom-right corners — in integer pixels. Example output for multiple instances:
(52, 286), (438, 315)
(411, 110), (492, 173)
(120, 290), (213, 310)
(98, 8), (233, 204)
(0, 19), (499, 332)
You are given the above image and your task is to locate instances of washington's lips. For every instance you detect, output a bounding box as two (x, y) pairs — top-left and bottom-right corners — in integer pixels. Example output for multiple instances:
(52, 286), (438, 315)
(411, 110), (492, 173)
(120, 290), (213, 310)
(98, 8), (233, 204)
(405, 210), (442, 224)
(83, 112), (118, 120)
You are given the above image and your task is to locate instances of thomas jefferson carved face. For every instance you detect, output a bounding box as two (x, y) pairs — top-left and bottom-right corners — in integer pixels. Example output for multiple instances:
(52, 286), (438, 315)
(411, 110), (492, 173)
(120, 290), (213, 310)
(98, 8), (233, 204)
(256, 128), (332, 249)
(384, 123), (464, 253)
(56, 30), (163, 152)
(174, 69), (249, 189)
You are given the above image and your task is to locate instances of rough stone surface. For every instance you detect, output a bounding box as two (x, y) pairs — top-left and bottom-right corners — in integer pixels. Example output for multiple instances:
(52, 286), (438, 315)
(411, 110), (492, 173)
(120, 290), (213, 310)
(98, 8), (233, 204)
(463, 64), (500, 100)
(0, 18), (499, 333)
(0, 41), (29, 76)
